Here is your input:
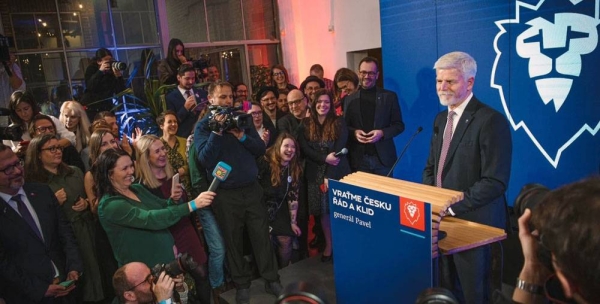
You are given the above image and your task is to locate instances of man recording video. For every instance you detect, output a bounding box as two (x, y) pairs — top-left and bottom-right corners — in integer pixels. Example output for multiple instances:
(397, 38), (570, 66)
(509, 178), (600, 304)
(113, 262), (175, 304)
(193, 81), (281, 304)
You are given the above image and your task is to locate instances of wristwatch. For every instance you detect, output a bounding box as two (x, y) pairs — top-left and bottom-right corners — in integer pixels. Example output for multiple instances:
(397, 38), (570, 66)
(516, 278), (544, 295)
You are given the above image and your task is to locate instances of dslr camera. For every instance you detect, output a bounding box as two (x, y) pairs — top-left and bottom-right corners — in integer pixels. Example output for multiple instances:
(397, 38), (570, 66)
(107, 60), (127, 71)
(151, 253), (201, 279)
(208, 105), (252, 132)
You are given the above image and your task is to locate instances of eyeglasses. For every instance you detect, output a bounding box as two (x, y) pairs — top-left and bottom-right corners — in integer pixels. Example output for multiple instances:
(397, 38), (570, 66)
(0, 160), (24, 175)
(128, 274), (153, 291)
(250, 111), (263, 117)
(36, 125), (55, 133)
(358, 71), (378, 77)
(41, 145), (63, 153)
(287, 98), (305, 106)
(272, 72), (284, 77)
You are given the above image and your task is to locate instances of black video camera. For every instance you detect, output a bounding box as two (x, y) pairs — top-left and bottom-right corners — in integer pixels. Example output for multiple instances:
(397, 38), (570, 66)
(0, 108), (23, 141)
(188, 56), (210, 79)
(208, 105), (252, 132)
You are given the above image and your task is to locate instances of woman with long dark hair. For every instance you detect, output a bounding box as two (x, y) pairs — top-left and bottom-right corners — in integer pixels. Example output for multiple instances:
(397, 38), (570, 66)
(297, 88), (350, 262)
(81, 48), (126, 119)
(95, 148), (215, 269)
(257, 132), (302, 268)
(5, 91), (76, 156)
(158, 38), (189, 85)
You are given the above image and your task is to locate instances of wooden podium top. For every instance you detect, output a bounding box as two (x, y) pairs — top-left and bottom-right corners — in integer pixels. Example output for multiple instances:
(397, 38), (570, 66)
(338, 172), (506, 257)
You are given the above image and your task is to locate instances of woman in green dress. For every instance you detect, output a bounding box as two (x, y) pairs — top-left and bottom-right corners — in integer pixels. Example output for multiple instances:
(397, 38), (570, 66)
(24, 134), (105, 302)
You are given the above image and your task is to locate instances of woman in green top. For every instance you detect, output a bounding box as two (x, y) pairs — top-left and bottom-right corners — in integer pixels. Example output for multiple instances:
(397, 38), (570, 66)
(23, 134), (104, 302)
(95, 148), (215, 268)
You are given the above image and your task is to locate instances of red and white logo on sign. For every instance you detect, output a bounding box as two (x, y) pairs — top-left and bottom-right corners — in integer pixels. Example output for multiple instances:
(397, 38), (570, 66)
(400, 197), (425, 231)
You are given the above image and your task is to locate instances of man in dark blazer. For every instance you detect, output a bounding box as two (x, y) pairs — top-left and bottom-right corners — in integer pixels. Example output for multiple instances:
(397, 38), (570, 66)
(422, 51), (512, 303)
(0, 144), (83, 303)
(166, 64), (208, 138)
(344, 56), (405, 175)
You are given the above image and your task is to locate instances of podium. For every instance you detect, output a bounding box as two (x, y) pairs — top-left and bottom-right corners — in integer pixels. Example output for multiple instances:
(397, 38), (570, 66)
(328, 172), (506, 304)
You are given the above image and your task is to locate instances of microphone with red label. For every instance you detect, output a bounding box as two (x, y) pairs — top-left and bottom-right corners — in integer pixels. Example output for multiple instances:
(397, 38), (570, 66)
(208, 161), (232, 192)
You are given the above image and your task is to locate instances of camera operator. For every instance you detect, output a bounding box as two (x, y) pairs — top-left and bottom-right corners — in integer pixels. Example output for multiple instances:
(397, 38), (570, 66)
(508, 178), (600, 304)
(113, 262), (176, 304)
(193, 81), (282, 304)
(81, 48), (126, 120)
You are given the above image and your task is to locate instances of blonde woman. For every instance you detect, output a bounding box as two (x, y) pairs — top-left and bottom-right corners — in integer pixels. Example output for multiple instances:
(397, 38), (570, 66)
(60, 101), (91, 152)
(135, 134), (211, 303)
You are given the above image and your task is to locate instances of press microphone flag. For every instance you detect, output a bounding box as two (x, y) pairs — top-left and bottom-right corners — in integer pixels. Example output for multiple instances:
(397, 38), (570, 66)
(208, 161), (232, 192)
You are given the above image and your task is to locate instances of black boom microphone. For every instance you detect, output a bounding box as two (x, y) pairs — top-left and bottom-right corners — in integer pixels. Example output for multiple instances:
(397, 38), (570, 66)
(386, 126), (423, 177)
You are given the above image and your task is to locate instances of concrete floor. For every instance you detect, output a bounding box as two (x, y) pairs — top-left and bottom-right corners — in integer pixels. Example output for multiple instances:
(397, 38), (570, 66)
(220, 255), (336, 304)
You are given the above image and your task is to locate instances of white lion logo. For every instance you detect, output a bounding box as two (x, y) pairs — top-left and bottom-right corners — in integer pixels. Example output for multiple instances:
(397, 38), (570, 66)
(404, 202), (420, 225)
(492, 0), (600, 168)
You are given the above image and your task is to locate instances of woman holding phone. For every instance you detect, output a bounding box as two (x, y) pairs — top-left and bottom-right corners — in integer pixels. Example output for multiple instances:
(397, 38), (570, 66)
(135, 135), (211, 303)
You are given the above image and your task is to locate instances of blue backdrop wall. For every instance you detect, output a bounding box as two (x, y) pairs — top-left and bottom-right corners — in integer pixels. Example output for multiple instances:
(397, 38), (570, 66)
(381, 0), (600, 204)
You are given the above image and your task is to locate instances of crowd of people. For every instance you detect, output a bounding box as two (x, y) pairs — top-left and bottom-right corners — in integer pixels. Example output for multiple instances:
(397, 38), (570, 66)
(0, 44), (597, 304)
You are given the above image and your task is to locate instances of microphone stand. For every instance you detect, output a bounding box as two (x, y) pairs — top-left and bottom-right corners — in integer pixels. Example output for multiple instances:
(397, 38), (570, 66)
(386, 126), (423, 177)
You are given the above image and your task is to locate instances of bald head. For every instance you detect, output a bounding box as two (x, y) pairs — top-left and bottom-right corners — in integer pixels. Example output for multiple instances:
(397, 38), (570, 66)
(114, 262), (153, 303)
(287, 89), (308, 119)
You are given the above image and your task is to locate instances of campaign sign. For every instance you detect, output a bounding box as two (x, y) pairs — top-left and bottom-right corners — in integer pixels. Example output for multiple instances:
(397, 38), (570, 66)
(329, 180), (432, 303)
(379, 0), (600, 204)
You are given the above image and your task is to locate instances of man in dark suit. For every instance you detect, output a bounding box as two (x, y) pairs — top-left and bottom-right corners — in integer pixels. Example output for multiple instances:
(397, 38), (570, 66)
(166, 64), (208, 138)
(0, 144), (83, 303)
(344, 56), (405, 175)
(422, 51), (512, 303)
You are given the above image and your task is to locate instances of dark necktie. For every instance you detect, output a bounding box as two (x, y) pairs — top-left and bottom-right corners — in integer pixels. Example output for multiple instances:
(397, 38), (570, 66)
(436, 111), (456, 188)
(184, 90), (191, 99)
(13, 194), (43, 240)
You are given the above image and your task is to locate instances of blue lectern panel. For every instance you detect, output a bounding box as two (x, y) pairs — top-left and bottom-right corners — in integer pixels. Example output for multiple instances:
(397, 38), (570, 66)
(329, 180), (432, 304)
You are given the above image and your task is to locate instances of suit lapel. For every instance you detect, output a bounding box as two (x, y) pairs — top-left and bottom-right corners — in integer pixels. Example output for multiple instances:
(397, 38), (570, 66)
(0, 194), (46, 244)
(23, 184), (51, 245)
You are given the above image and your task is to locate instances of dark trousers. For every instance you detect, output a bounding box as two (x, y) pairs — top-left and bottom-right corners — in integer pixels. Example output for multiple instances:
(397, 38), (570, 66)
(356, 154), (391, 176)
(211, 181), (279, 289)
(440, 245), (491, 304)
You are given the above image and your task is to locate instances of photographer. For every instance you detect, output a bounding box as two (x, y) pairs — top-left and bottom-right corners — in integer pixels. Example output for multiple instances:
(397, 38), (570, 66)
(509, 178), (600, 304)
(113, 262), (176, 304)
(81, 48), (126, 120)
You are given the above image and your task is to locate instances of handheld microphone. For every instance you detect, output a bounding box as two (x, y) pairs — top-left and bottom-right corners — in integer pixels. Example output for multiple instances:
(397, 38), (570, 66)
(334, 148), (348, 157)
(208, 161), (232, 192)
(386, 126), (423, 177)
